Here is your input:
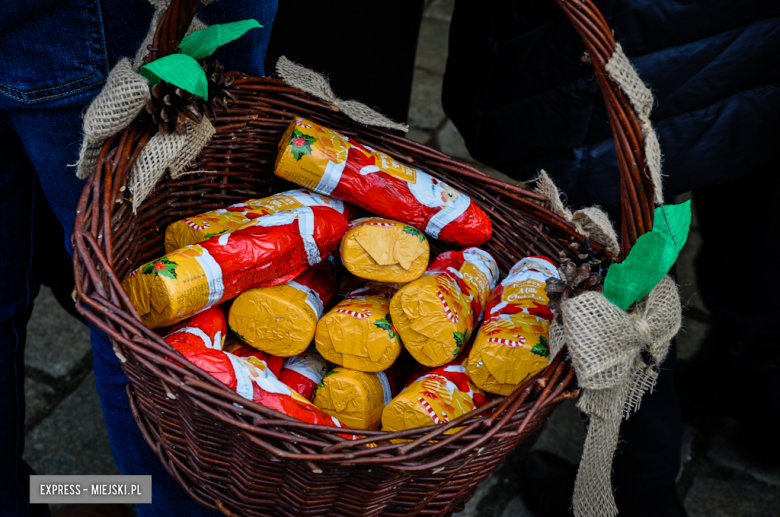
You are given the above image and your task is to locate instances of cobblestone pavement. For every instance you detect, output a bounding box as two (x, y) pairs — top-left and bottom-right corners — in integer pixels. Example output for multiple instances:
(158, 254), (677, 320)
(23, 0), (780, 515)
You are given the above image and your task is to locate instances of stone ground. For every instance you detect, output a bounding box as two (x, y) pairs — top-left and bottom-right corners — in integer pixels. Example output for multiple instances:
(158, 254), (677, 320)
(23, 0), (779, 515)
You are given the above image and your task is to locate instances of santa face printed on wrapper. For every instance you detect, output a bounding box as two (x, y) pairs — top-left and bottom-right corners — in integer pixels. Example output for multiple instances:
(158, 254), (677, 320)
(407, 171), (462, 210)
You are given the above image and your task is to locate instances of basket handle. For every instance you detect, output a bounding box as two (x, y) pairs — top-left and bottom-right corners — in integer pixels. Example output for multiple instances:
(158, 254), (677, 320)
(148, 0), (654, 259)
(145, 0), (200, 64)
(555, 0), (656, 258)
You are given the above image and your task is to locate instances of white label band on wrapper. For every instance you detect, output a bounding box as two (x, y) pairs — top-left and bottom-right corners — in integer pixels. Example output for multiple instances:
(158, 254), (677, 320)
(462, 247), (499, 291)
(328, 197), (346, 214)
(505, 257), (560, 285)
(286, 189), (320, 206)
(282, 355), (323, 384)
(226, 352), (291, 403)
(254, 208), (321, 266)
(226, 353), (255, 401)
(295, 207), (321, 266)
(376, 371), (393, 406)
(406, 169), (471, 239)
(287, 280), (324, 319)
(193, 246), (224, 309)
(425, 194), (470, 239)
(287, 189), (347, 215)
(317, 152), (349, 196)
(166, 327), (218, 349)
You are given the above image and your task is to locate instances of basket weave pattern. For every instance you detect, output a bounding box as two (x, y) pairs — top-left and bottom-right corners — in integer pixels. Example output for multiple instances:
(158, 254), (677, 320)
(72, 1), (653, 515)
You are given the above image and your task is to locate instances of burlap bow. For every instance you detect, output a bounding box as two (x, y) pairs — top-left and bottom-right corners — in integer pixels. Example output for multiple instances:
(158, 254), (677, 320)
(75, 0), (215, 213)
(548, 275), (682, 517)
(535, 170), (620, 257)
(276, 56), (409, 132)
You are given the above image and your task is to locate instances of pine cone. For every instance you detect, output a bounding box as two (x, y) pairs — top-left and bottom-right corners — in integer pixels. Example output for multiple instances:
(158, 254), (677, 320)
(145, 82), (204, 135)
(202, 60), (237, 118)
(564, 237), (616, 269)
(546, 239), (611, 322)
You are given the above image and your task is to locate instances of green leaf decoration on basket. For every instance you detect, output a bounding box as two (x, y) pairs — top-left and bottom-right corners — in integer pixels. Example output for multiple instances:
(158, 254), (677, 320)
(178, 19), (263, 61)
(453, 329), (469, 356)
(375, 313), (400, 342)
(402, 225), (426, 242)
(289, 129), (317, 161)
(603, 201), (692, 311)
(142, 257), (179, 280)
(531, 336), (550, 358)
(141, 54), (208, 99)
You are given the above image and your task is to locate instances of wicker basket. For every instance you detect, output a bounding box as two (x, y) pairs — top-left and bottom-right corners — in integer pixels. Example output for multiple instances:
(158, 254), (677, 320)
(72, 1), (654, 515)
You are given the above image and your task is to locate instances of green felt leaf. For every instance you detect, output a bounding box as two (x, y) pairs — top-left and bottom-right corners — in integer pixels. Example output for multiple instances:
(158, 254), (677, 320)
(141, 68), (161, 86)
(141, 54), (208, 99)
(314, 370), (339, 397)
(179, 20), (262, 61)
(229, 326), (247, 343)
(603, 201), (691, 311)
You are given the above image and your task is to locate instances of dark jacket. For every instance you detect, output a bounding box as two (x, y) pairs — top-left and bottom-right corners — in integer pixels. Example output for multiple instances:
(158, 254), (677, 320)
(443, 0), (780, 209)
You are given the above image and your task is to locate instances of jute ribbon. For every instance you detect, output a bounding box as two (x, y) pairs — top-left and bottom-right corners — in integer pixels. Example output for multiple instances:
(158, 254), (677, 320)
(75, 58), (151, 180)
(540, 42), (682, 516)
(276, 56), (409, 132)
(605, 43), (664, 205)
(535, 170), (621, 257)
(548, 275), (681, 516)
(75, 0), (214, 213)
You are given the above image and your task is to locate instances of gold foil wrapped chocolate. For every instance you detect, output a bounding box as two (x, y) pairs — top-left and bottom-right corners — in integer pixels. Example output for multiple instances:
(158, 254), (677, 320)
(315, 282), (404, 373)
(390, 248), (498, 367)
(228, 258), (337, 357)
(381, 354), (486, 432)
(468, 257), (559, 395)
(312, 358), (408, 430)
(340, 217), (429, 283)
(122, 206), (347, 329)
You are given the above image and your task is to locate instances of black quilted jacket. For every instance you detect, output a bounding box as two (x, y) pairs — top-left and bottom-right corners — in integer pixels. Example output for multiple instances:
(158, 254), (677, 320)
(443, 0), (780, 209)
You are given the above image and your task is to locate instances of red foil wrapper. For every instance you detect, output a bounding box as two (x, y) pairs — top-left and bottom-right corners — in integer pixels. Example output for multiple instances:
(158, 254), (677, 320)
(275, 118), (492, 246)
(163, 306), (354, 435)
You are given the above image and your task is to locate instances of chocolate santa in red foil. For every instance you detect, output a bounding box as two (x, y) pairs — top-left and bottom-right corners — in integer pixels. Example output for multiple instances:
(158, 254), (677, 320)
(275, 118), (492, 246)
(163, 306), (354, 435)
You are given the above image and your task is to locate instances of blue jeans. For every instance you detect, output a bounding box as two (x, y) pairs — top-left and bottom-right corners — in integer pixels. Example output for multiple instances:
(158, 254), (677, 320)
(0, 2), (277, 516)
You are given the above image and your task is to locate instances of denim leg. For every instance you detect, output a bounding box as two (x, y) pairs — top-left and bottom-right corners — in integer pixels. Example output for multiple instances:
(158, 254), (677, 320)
(0, 120), (48, 517)
(90, 327), (220, 516)
(198, 0), (278, 77)
(0, 1), (276, 512)
(4, 106), (220, 516)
